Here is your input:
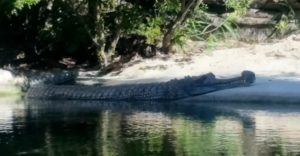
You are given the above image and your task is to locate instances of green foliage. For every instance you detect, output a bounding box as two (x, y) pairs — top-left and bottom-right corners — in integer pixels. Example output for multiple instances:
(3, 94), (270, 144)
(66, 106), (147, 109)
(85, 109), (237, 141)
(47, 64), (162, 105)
(177, 0), (250, 48)
(156, 0), (181, 17)
(275, 16), (290, 35)
(182, 6), (238, 42)
(183, 7), (210, 41)
(0, 0), (161, 66)
(10, 0), (41, 15)
(147, 0), (251, 51)
(0, 89), (22, 96)
(14, 0), (40, 10)
(115, 4), (148, 34)
(226, 0), (251, 16)
(173, 28), (189, 48)
(137, 18), (163, 44)
(0, 0), (260, 66)
(272, 0), (296, 36)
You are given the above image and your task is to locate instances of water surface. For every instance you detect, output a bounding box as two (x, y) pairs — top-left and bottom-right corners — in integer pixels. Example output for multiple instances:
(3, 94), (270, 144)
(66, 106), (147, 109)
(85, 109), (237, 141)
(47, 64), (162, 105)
(0, 97), (300, 156)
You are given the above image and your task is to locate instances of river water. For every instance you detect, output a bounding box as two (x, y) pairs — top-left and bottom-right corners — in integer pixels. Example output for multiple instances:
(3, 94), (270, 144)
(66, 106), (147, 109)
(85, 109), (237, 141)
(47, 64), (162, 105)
(0, 97), (300, 156)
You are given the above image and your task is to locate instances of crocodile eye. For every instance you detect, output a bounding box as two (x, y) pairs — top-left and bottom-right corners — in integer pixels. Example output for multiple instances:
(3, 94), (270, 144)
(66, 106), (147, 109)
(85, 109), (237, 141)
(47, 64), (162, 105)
(242, 71), (255, 84)
(195, 73), (216, 84)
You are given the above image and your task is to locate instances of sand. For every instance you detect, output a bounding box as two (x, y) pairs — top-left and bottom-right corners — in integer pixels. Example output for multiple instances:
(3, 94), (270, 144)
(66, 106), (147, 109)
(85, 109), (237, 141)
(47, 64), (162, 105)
(96, 33), (300, 103)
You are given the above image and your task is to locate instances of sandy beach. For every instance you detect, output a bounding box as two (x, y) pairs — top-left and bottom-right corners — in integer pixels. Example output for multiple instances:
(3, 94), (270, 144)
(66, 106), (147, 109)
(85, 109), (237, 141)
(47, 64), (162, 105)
(91, 33), (300, 102)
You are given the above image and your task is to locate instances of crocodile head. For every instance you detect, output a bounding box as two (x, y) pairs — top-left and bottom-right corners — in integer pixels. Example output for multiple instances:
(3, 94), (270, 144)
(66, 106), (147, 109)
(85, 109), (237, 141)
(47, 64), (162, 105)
(189, 70), (255, 96)
(240, 70), (256, 84)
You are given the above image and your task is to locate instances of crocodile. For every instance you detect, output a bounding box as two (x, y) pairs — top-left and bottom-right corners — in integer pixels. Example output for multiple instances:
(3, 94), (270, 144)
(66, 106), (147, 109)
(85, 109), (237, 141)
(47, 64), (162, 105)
(25, 70), (255, 101)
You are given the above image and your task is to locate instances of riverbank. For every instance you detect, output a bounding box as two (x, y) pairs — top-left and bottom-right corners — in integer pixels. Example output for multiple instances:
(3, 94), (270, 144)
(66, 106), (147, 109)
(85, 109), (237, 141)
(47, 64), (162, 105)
(93, 33), (300, 103)
(1, 33), (300, 102)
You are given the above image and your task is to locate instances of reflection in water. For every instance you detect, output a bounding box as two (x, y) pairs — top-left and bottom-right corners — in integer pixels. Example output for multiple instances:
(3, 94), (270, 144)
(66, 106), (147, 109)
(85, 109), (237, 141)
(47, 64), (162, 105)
(0, 98), (300, 156)
(0, 97), (25, 133)
(254, 112), (300, 155)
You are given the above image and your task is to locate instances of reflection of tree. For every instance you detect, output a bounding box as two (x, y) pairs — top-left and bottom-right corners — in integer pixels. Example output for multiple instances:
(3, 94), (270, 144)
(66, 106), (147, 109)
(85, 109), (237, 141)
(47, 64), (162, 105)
(41, 114), (98, 155)
(120, 112), (175, 155)
(45, 127), (55, 156)
(214, 117), (244, 156)
(241, 127), (257, 156)
(95, 110), (123, 156)
(172, 117), (215, 155)
(171, 116), (246, 156)
(258, 137), (287, 156)
(2, 100), (300, 156)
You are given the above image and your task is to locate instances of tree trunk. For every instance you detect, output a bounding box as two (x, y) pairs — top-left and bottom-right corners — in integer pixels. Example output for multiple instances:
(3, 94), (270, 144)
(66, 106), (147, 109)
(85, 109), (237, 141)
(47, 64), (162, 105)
(162, 0), (202, 53)
(107, 27), (122, 60)
(88, 0), (108, 67)
(95, 20), (108, 67)
(87, 0), (122, 67)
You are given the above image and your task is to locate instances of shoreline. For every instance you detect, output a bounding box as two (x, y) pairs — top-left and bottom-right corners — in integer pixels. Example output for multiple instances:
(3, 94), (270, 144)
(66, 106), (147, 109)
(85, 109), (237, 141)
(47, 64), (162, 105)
(1, 33), (300, 102)
(97, 34), (300, 103)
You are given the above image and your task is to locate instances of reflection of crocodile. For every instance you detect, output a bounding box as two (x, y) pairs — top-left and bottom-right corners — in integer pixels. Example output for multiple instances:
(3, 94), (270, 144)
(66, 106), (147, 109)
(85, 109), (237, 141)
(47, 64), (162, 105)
(26, 99), (256, 128)
(26, 71), (255, 100)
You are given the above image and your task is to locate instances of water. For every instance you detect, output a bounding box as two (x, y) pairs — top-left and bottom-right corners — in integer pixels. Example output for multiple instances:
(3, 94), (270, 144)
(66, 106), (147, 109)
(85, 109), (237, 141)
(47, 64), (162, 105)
(0, 97), (300, 156)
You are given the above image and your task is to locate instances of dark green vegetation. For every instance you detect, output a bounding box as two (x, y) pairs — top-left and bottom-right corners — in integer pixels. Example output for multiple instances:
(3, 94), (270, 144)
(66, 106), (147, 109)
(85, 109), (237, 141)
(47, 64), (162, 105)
(0, 0), (298, 69)
(0, 0), (246, 69)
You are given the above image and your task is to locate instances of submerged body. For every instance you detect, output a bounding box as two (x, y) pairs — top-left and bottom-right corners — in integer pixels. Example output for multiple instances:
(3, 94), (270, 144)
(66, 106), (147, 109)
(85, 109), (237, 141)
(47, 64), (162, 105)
(26, 71), (255, 100)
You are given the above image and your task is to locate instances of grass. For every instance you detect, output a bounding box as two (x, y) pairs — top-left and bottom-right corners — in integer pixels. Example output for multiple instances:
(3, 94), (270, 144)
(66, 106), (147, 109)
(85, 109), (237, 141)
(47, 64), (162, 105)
(0, 90), (23, 97)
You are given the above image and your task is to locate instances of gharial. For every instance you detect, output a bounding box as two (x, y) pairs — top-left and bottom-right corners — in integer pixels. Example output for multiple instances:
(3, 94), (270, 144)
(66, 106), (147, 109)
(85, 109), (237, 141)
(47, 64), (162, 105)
(25, 70), (255, 101)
